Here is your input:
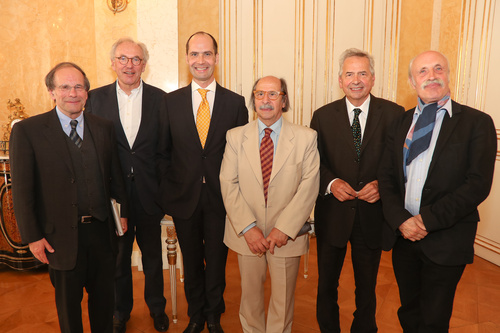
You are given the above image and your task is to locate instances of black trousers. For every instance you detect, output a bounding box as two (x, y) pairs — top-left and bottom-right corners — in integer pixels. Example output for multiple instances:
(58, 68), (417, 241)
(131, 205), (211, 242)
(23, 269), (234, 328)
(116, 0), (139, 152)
(114, 181), (165, 320)
(316, 215), (381, 333)
(392, 237), (465, 333)
(173, 184), (228, 324)
(49, 219), (115, 333)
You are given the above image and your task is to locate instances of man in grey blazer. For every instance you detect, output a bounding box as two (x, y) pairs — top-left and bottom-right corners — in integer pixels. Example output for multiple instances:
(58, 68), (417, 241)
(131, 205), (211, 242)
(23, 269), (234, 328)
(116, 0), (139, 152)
(311, 49), (404, 333)
(85, 37), (169, 333)
(11, 62), (128, 333)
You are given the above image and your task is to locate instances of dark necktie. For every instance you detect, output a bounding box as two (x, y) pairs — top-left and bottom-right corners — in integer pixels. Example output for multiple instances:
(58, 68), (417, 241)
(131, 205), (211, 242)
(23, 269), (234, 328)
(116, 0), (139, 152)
(260, 128), (273, 205)
(352, 108), (362, 158)
(70, 120), (82, 148)
(405, 102), (438, 166)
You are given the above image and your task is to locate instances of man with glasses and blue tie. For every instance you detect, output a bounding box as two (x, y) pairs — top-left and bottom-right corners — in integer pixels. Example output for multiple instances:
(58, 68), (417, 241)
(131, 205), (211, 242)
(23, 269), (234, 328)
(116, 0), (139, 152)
(85, 37), (169, 333)
(378, 50), (497, 332)
(220, 76), (319, 333)
(10, 62), (129, 333)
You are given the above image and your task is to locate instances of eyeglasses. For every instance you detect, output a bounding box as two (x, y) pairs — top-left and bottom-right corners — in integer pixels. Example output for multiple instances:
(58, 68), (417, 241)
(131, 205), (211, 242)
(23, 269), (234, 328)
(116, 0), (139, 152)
(115, 56), (143, 66)
(253, 90), (286, 100)
(56, 85), (86, 93)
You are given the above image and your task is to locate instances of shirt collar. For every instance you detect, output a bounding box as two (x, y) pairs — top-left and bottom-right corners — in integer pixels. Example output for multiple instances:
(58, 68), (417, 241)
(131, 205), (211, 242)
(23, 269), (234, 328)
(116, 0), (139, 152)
(116, 79), (143, 96)
(258, 116), (283, 136)
(416, 93), (452, 118)
(191, 80), (217, 94)
(56, 106), (84, 125)
(346, 95), (371, 115)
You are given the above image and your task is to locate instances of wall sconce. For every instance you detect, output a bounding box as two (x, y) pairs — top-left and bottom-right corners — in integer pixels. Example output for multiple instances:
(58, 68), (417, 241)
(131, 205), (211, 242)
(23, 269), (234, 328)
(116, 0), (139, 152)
(107, 0), (129, 14)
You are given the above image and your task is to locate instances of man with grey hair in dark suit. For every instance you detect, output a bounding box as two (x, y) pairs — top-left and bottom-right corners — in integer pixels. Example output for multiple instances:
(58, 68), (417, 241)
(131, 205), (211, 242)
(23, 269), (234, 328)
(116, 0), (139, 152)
(311, 48), (404, 333)
(85, 37), (169, 333)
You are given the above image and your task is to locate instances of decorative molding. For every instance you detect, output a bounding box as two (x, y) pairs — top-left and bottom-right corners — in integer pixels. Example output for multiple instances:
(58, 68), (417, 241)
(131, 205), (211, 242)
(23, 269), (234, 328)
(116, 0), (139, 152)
(455, 0), (496, 110)
(475, 235), (500, 266)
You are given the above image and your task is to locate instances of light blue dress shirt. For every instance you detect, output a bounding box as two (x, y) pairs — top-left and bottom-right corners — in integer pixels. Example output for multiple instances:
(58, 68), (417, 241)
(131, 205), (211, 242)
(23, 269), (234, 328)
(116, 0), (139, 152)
(56, 107), (84, 139)
(404, 99), (453, 216)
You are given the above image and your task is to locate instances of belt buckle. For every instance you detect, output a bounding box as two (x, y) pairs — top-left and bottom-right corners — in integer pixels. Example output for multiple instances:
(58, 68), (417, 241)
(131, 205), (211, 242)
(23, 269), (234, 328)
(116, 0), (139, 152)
(80, 216), (93, 224)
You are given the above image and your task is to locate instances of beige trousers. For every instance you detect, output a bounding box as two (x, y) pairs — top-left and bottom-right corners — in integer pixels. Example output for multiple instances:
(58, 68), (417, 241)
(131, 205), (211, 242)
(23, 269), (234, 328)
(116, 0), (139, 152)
(237, 253), (301, 333)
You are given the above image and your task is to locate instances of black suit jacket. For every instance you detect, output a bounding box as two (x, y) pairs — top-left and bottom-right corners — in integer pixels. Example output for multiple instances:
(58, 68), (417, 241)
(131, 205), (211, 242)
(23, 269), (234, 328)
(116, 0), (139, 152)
(378, 100), (497, 265)
(85, 82), (166, 216)
(157, 83), (248, 219)
(311, 95), (404, 249)
(10, 109), (128, 270)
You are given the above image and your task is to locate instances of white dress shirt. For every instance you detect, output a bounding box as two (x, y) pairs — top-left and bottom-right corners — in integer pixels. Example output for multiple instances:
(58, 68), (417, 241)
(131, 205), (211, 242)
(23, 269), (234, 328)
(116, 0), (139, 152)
(191, 80), (217, 122)
(117, 80), (143, 148)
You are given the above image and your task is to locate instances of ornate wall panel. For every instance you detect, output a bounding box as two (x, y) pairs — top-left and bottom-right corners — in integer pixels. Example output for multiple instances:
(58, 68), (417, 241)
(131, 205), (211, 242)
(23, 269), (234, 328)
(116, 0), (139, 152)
(472, 0), (500, 265)
(220, 0), (401, 126)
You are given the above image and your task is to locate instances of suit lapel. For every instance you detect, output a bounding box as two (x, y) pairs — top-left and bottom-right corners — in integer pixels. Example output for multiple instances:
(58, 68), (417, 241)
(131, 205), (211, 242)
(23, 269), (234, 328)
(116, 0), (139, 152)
(242, 121), (263, 186)
(85, 115), (106, 177)
(396, 110), (415, 192)
(102, 83), (129, 149)
(335, 98), (359, 157)
(361, 95), (382, 154)
(134, 82), (152, 149)
(428, 101), (461, 174)
(180, 85), (201, 149)
(42, 109), (74, 175)
(205, 83), (225, 149)
(270, 118), (293, 184)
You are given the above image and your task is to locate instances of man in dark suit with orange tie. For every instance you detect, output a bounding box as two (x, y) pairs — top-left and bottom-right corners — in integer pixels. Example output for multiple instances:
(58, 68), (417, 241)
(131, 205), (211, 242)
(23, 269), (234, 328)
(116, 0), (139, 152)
(157, 31), (248, 333)
(311, 48), (404, 333)
(85, 37), (169, 333)
(378, 50), (496, 332)
(11, 62), (129, 333)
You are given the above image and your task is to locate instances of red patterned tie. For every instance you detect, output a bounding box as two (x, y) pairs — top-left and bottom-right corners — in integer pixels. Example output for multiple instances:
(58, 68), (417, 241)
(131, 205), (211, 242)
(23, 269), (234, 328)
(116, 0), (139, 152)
(260, 128), (274, 205)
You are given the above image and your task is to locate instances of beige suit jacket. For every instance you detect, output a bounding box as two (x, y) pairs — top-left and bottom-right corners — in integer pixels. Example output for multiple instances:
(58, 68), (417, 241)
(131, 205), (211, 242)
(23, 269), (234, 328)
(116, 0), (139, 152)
(220, 118), (320, 257)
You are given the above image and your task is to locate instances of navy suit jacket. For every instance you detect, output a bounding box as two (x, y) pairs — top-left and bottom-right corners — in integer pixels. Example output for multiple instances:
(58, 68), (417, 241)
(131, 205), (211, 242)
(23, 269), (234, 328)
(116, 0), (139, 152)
(311, 95), (404, 249)
(85, 82), (166, 216)
(378, 100), (497, 265)
(157, 83), (248, 219)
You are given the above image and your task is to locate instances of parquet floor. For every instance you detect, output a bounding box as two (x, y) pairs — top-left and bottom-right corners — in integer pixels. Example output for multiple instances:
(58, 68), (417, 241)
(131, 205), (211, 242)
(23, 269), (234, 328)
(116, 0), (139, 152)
(1, 237), (500, 332)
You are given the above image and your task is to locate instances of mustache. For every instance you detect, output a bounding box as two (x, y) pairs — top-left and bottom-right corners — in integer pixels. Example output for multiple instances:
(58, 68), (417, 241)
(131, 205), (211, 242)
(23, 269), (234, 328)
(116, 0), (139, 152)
(259, 103), (274, 110)
(422, 79), (445, 89)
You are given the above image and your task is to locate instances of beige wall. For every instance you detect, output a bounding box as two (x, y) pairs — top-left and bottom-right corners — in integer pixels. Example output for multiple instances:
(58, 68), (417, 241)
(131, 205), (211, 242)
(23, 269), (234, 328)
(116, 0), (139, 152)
(177, 0), (220, 88)
(0, 1), (97, 122)
(396, 0), (462, 110)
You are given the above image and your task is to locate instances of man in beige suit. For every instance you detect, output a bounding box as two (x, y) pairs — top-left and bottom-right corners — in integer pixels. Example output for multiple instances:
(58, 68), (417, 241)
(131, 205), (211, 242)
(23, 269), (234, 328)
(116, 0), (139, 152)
(220, 76), (320, 333)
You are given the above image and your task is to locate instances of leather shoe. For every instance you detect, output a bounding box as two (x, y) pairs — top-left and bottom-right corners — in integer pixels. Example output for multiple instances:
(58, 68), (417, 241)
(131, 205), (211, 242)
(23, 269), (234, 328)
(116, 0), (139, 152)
(113, 317), (127, 333)
(151, 312), (170, 332)
(183, 322), (204, 333)
(207, 322), (224, 333)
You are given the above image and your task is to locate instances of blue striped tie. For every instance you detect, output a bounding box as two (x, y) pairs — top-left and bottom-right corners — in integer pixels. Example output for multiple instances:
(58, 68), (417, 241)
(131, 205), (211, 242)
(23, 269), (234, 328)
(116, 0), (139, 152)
(405, 102), (438, 166)
(70, 120), (82, 148)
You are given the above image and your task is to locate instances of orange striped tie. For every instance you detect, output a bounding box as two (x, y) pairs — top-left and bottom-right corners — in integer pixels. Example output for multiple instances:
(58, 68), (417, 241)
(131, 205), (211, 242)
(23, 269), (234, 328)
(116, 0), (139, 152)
(196, 88), (211, 148)
(260, 128), (273, 205)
